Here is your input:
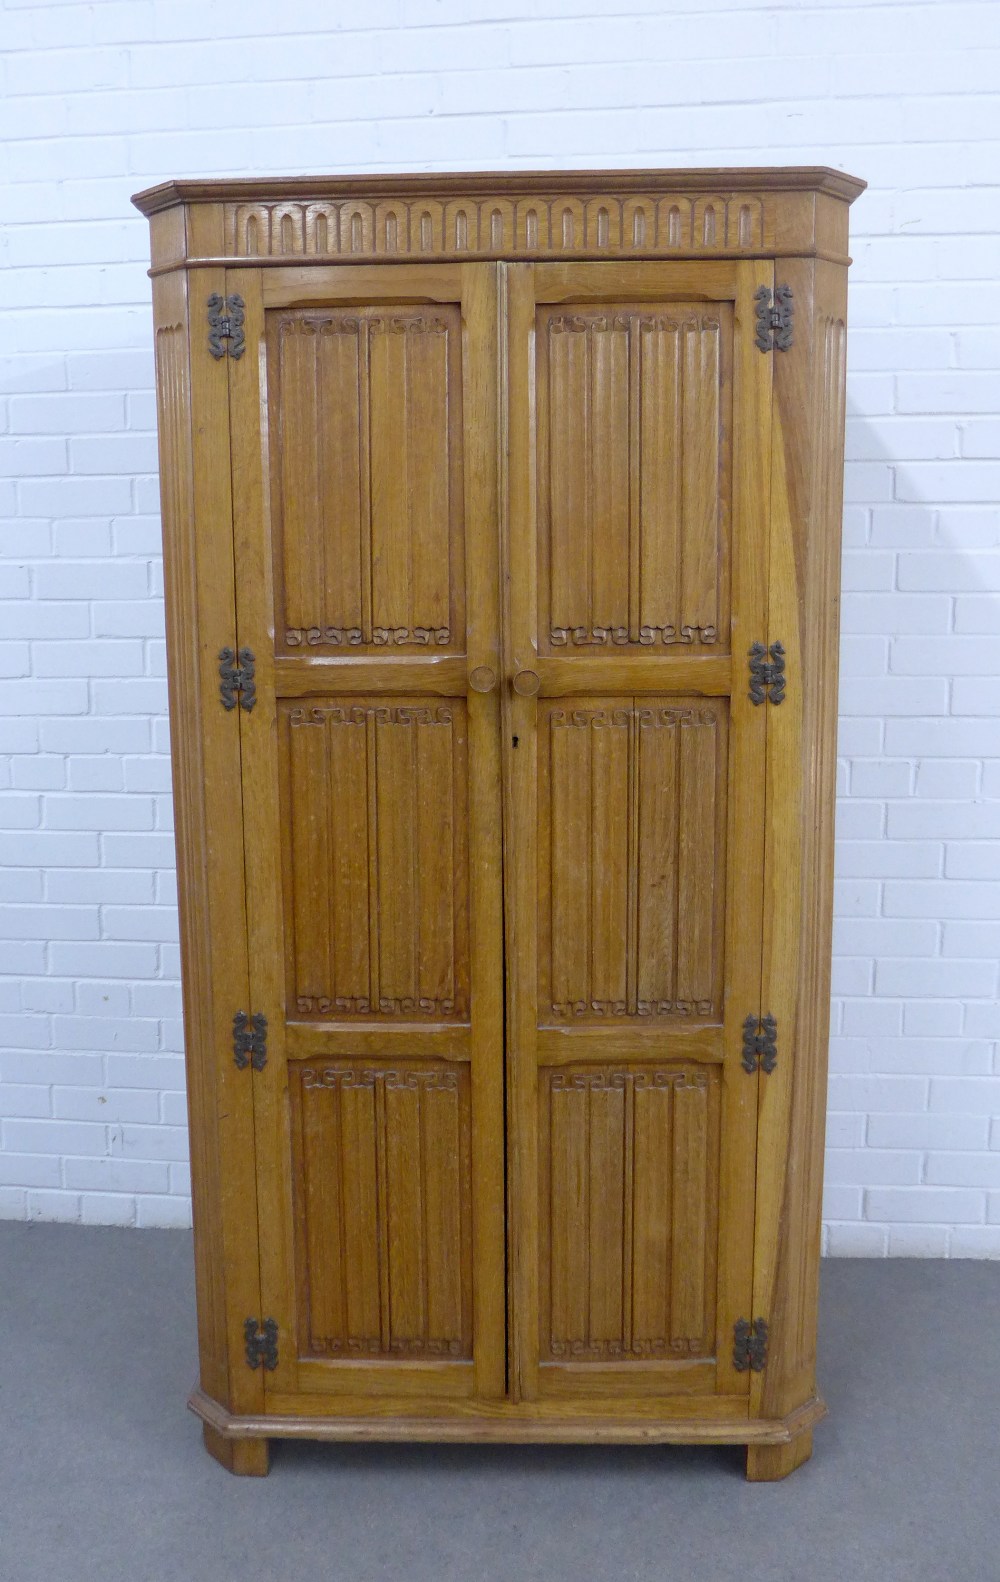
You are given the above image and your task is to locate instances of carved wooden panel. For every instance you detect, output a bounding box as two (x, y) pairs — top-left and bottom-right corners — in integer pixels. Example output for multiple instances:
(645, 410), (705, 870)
(267, 306), (464, 653)
(539, 699), (728, 1022)
(540, 1066), (720, 1360)
(537, 305), (732, 653)
(226, 193), (766, 261)
(280, 700), (469, 1020)
(291, 1060), (472, 1358)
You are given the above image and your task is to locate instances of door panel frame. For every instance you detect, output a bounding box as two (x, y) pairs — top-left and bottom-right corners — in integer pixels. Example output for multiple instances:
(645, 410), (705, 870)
(227, 261), (506, 1407)
(501, 258), (773, 1405)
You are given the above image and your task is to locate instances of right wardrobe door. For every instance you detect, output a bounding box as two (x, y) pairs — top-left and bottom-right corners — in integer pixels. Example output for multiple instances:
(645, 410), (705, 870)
(503, 259), (774, 1414)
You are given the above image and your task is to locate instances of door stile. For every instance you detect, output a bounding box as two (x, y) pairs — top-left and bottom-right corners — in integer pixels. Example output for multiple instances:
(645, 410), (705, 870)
(713, 259), (774, 1397)
(502, 263), (541, 1402)
(225, 266), (294, 1395)
(497, 259), (515, 1401)
(459, 262), (507, 1400)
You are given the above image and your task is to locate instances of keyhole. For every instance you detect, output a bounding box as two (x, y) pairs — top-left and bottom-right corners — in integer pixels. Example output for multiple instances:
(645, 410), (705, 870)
(512, 735), (519, 748)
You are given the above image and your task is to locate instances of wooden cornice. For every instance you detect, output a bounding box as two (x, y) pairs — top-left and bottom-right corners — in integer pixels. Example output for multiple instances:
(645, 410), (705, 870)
(134, 167), (865, 215)
(133, 167), (865, 270)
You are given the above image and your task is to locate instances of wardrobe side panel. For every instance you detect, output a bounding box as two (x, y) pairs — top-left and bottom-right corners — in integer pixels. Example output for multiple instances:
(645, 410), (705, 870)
(754, 253), (849, 1420)
(150, 253), (262, 1415)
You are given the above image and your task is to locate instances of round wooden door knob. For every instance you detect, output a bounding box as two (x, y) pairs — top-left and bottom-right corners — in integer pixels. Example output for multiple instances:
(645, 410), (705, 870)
(513, 669), (540, 696)
(468, 665), (498, 693)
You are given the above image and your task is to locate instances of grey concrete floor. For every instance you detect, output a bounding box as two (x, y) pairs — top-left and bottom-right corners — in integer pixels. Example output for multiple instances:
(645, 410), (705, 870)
(0, 1224), (998, 1581)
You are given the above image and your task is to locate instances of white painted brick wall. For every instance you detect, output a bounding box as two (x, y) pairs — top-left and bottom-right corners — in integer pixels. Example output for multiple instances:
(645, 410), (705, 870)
(1, 0), (998, 1253)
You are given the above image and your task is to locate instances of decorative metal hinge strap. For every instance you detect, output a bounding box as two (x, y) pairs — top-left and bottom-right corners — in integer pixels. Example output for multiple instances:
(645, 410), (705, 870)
(207, 293), (246, 360)
(233, 1010), (267, 1071)
(754, 284), (794, 352)
(244, 1317), (278, 1371)
(733, 1317), (768, 1372)
(219, 647), (256, 712)
(741, 1014), (778, 1074)
(748, 641), (786, 705)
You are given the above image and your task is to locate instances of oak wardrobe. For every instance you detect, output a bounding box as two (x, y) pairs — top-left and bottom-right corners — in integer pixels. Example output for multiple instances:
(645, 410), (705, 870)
(134, 167), (864, 1481)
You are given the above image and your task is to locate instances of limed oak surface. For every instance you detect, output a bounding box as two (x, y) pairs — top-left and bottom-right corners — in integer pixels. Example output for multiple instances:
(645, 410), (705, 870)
(139, 168), (862, 1482)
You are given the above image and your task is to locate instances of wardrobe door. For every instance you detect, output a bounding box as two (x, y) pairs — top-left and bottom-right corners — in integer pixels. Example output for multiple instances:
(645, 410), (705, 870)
(503, 260), (772, 1412)
(227, 263), (506, 1411)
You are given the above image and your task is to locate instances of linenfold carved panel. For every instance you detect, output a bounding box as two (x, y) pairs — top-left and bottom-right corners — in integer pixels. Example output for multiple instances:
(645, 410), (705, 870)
(540, 1066), (720, 1361)
(268, 306), (464, 654)
(226, 193), (765, 260)
(538, 306), (732, 654)
(282, 700), (469, 1020)
(292, 1061), (472, 1359)
(539, 700), (728, 1022)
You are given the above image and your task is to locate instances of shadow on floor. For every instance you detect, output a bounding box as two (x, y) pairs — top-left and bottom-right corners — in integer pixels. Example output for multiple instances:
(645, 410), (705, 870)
(1, 1223), (997, 1582)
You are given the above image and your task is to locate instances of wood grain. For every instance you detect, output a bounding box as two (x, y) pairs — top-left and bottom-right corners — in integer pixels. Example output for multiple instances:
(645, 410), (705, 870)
(752, 256), (850, 1440)
(134, 173), (865, 282)
(537, 698), (728, 1021)
(269, 304), (464, 654)
(746, 1427), (814, 1482)
(202, 1423), (270, 1477)
(538, 1067), (721, 1369)
(288, 1063), (472, 1360)
(227, 261), (505, 1409)
(279, 698), (469, 1020)
(505, 258), (771, 1409)
(136, 165), (866, 213)
(141, 171), (858, 1477)
(536, 304), (731, 654)
(150, 256), (263, 1422)
(710, 259), (772, 1401)
(190, 1383), (829, 1441)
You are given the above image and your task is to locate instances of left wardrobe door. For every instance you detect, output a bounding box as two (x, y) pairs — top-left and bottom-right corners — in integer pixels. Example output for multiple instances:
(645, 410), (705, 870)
(226, 263), (506, 1415)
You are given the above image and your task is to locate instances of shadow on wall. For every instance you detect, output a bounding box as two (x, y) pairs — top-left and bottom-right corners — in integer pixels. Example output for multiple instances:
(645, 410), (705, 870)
(824, 397), (1000, 1258)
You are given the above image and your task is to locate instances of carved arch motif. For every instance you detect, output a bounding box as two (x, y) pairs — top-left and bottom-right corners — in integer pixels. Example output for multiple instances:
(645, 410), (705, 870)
(225, 193), (766, 259)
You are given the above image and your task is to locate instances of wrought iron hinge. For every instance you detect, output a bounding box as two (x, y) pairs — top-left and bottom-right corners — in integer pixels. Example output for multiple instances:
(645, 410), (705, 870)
(741, 1014), (777, 1075)
(754, 284), (793, 352)
(207, 293), (246, 360)
(219, 647), (256, 712)
(233, 1010), (267, 1071)
(733, 1317), (768, 1372)
(748, 641), (786, 705)
(244, 1317), (278, 1371)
